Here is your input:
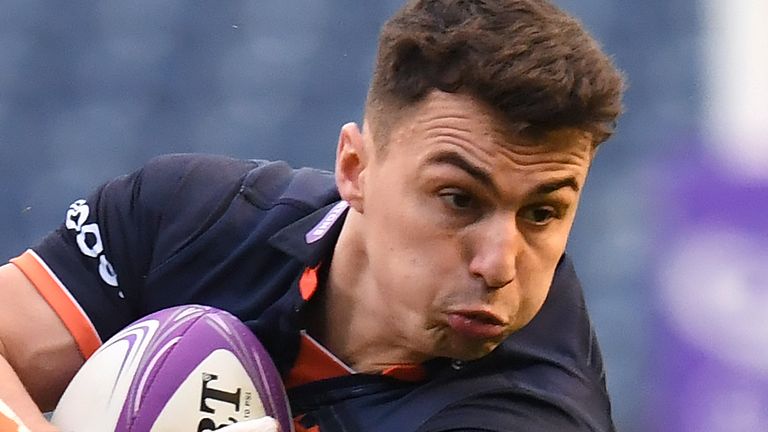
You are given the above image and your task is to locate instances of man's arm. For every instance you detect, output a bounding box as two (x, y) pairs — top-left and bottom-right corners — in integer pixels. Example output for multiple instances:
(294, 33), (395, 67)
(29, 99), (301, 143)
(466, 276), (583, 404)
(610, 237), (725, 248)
(0, 263), (84, 432)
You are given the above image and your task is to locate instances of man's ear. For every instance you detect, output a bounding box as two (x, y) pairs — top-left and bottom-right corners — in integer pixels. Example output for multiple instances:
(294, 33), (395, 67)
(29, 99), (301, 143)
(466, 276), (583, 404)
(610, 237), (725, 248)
(335, 122), (368, 213)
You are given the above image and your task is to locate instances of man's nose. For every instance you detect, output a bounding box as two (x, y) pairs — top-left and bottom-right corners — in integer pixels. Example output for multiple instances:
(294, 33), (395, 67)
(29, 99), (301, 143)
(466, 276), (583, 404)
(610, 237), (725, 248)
(467, 216), (519, 289)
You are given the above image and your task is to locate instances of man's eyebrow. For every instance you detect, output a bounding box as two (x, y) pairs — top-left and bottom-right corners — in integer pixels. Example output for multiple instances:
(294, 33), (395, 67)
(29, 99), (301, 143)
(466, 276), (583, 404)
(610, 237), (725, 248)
(424, 151), (494, 188)
(534, 177), (580, 194)
(424, 150), (580, 194)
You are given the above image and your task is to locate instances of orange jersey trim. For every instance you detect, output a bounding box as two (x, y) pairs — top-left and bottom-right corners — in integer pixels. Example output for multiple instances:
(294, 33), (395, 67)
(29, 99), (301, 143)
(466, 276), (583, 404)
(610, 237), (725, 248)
(284, 331), (353, 389)
(294, 423), (321, 432)
(10, 250), (101, 359)
(293, 414), (321, 432)
(0, 413), (19, 432)
(0, 399), (26, 432)
(284, 332), (427, 389)
(298, 265), (320, 301)
(0, 412), (21, 432)
(382, 364), (427, 382)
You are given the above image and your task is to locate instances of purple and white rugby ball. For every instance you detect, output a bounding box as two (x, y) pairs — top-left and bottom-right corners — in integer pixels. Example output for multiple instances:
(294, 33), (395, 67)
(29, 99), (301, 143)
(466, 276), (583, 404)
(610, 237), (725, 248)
(51, 305), (293, 432)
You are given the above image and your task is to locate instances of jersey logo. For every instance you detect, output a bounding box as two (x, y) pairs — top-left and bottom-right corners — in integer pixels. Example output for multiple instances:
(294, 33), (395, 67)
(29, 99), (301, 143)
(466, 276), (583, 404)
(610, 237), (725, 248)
(305, 201), (349, 244)
(66, 199), (120, 289)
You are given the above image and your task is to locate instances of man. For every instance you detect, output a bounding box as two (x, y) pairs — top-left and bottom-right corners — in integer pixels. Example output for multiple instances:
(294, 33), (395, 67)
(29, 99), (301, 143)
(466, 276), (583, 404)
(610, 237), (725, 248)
(0, 0), (625, 431)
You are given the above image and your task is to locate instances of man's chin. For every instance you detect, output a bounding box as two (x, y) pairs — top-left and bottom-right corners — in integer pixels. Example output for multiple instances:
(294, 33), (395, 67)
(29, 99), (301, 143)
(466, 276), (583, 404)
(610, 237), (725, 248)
(447, 338), (505, 362)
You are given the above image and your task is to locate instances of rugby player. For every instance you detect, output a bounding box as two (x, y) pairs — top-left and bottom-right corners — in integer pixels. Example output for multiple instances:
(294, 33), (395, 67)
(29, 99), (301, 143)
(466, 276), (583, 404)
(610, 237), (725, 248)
(0, 0), (625, 430)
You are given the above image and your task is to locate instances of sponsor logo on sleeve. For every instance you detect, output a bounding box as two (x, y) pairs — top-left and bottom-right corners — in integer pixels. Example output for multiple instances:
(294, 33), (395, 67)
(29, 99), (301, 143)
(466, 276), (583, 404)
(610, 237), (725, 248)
(66, 199), (120, 290)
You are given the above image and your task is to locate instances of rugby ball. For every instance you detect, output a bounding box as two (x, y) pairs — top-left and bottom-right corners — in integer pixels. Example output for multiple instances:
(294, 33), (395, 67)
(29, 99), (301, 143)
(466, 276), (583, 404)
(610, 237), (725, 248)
(51, 305), (293, 432)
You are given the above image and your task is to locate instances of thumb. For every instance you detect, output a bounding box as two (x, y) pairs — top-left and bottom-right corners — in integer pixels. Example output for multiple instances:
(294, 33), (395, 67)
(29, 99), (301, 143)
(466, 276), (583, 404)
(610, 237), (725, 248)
(217, 416), (279, 432)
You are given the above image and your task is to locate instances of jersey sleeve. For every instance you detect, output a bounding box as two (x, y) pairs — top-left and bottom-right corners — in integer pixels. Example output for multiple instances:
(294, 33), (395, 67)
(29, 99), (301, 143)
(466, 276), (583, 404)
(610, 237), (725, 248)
(10, 154), (256, 358)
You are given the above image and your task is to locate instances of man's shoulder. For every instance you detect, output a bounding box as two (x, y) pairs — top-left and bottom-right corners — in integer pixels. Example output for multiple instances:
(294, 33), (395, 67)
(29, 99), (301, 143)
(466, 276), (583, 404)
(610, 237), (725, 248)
(133, 153), (340, 275)
(236, 157), (339, 212)
(138, 153), (337, 210)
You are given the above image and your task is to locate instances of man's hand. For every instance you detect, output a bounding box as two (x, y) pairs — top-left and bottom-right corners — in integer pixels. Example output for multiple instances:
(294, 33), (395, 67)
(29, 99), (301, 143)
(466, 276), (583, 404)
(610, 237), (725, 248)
(217, 417), (279, 432)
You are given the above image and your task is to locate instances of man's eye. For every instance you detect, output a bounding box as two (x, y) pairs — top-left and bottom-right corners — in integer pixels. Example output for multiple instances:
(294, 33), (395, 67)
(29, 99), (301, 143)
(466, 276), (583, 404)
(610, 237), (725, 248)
(439, 190), (475, 210)
(522, 206), (559, 225)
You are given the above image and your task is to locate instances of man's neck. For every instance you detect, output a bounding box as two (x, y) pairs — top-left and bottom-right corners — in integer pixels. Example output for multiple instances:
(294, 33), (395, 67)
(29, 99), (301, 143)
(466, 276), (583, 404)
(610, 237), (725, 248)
(306, 217), (429, 373)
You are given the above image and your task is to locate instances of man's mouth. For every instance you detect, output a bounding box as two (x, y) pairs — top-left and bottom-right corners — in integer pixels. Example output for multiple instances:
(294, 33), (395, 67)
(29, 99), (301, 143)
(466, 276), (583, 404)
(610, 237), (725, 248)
(445, 309), (507, 340)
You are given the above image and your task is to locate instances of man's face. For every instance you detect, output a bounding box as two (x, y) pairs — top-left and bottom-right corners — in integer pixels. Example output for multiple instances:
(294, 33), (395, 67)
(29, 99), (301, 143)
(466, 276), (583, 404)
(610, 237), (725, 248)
(341, 91), (593, 362)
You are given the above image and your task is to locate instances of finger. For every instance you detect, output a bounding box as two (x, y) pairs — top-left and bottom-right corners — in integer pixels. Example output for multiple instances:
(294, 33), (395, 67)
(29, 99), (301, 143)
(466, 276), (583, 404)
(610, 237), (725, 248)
(217, 416), (279, 432)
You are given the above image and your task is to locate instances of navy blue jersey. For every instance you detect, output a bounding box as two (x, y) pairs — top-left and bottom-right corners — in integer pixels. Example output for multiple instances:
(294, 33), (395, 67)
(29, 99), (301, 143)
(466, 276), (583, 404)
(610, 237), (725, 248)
(11, 153), (615, 431)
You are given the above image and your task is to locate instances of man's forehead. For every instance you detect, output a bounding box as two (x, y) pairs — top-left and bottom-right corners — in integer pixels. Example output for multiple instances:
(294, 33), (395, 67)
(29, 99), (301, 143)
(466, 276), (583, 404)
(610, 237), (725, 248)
(419, 143), (590, 191)
(394, 91), (594, 151)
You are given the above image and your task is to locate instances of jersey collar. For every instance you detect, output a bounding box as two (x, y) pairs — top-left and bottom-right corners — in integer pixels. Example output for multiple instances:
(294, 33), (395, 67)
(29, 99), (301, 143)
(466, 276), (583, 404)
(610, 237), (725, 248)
(268, 200), (349, 267)
(270, 200), (443, 382)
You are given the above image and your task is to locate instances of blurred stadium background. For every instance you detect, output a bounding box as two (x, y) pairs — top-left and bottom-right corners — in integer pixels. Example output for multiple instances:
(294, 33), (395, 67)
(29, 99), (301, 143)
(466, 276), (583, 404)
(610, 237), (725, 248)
(1, 1), (766, 431)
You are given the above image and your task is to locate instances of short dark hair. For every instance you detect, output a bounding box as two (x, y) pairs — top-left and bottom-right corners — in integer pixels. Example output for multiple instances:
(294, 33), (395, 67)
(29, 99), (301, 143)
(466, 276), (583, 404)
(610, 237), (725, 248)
(366, 0), (626, 147)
